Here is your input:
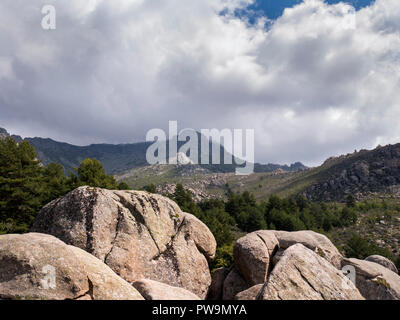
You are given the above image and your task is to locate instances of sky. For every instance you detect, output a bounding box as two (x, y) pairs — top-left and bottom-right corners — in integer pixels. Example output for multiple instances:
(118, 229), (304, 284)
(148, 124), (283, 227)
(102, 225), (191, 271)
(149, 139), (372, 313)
(1, 0), (399, 166)
(235, 0), (374, 21)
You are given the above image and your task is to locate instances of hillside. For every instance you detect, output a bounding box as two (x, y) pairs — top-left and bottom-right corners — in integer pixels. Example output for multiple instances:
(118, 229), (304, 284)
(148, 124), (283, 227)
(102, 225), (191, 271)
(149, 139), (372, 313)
(302, 144), (400, 201)
(26, 137), (151, 174)
(4, 126), (400, 204)
(228, 143), (400, 202)
(118, 143), (400, 204)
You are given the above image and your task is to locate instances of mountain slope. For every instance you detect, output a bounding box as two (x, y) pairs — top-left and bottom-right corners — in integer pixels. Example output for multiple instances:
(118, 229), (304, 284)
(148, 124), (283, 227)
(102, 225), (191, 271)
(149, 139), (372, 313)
(303, 144), (400, 201)
(0, 127), (306, 175)
(226, 143), (400, 202)
(26, 137), (151, 174)
(119, 142), (400, 203)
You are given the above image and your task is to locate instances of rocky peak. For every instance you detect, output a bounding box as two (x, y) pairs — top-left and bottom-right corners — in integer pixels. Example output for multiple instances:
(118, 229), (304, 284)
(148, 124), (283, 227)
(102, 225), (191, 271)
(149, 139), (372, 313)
(0, 127), (9, 139)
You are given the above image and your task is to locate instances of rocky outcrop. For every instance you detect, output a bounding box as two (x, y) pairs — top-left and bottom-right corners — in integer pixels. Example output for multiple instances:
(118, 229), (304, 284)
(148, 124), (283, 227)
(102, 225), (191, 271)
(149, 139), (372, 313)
(342, 258), (400, 300)
(133, 279), (201, 300)
(0, 128), (8, 139)
(273, 230), (343, 268)
(303, 144), (400, 202)
(233, 231), (279, 286)
(365, 255), (398, 274)
(261, 244), (363, 300)
(5, 190), (396, 302)
(0, 233), (144, 300)
(31, 187), (216, 299)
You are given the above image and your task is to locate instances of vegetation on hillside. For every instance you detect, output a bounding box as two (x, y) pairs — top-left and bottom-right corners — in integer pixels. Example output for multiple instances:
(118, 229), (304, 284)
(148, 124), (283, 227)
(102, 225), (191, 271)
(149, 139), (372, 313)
(0, 137), (124, 234)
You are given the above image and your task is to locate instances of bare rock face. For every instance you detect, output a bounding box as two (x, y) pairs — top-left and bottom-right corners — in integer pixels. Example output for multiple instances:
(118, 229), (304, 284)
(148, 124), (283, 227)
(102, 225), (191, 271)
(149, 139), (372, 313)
(234, 284), (263, 300)
(207, 267), (230, 300)
(365, 255), (398, 274)
(271, 248), (285, 266)
(179, 212), (216, 261)
(31, 187), (216, 299)
(222, 267), (248, 300)
(273, 230), (343, 268)
(233, 231), (279, 286)
(261, 244), (364, 300)
(342, 258), (400, 300)
(133, 279), (201, 300)
(0, 233), (144, 300)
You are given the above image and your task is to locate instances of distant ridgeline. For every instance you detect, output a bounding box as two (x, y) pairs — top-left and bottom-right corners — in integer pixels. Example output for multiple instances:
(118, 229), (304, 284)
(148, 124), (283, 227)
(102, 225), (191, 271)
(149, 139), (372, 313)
(303, 144), (400, 202)
(0, 128), (307, 175)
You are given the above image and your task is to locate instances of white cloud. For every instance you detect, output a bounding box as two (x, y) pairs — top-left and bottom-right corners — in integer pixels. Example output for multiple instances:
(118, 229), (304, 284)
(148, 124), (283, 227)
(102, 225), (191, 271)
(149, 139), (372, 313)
(0, 0), (399, 166)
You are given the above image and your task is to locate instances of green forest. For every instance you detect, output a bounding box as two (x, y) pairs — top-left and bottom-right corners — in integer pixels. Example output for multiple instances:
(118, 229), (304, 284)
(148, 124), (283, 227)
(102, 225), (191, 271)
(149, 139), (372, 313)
(0, 137), (128, 234)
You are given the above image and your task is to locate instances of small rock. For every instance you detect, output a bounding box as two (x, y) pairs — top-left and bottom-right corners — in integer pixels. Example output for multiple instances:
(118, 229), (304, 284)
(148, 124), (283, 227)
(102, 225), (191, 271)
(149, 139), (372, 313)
(133, 279), (201, 300)
(234, 284), (263, 300)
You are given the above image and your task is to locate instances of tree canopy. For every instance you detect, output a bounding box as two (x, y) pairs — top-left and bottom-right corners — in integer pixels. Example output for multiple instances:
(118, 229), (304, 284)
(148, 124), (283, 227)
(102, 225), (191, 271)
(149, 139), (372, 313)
(0, 138), (125, 234)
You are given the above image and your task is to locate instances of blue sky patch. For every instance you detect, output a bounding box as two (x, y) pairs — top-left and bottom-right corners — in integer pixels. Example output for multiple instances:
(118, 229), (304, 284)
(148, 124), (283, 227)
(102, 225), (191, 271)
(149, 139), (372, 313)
(234, 0), (375, 23)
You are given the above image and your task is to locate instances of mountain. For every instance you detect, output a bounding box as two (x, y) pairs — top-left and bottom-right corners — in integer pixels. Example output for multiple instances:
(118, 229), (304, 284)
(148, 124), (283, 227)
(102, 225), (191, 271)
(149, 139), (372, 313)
(25, 137), (151, 174)
(118, 141), (400, 203)
(302, 144), (400, 201)
(5, 126), (400, 203)
(0, 128), (23, 142)
(220, 143), (400, 202)
(0, 127), (307, 175)
(0, 128), (8, 139)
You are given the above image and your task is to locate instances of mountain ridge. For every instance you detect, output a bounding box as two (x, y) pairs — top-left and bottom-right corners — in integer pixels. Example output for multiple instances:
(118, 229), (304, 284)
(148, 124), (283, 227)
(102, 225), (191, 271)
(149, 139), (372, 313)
(0, 127), (307, 175)
(5, 126), (400, 203)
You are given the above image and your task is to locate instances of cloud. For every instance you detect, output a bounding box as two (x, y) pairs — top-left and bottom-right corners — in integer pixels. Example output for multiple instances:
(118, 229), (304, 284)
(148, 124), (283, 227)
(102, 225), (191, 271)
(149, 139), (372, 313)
(0, 0), (399, 166)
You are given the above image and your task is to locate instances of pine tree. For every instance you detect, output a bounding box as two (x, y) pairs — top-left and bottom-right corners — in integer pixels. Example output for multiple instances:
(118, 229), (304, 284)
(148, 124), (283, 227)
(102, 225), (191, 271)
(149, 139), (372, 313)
(74, 158), (118, 189)
(0, 138), (46, 233)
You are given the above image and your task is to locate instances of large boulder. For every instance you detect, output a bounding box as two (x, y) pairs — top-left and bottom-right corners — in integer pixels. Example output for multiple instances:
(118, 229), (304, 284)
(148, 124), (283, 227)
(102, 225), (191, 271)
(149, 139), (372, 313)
(0, 233), (144, 300)
(260, 244), (364, 300)
(133, 279), (201, 300)
(342, 258), (400, 300)
(273, 230), (343, 268)
(365, 255), (398, 274)
(31, 187), (216, 298)
(233, 231), (279, 286)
